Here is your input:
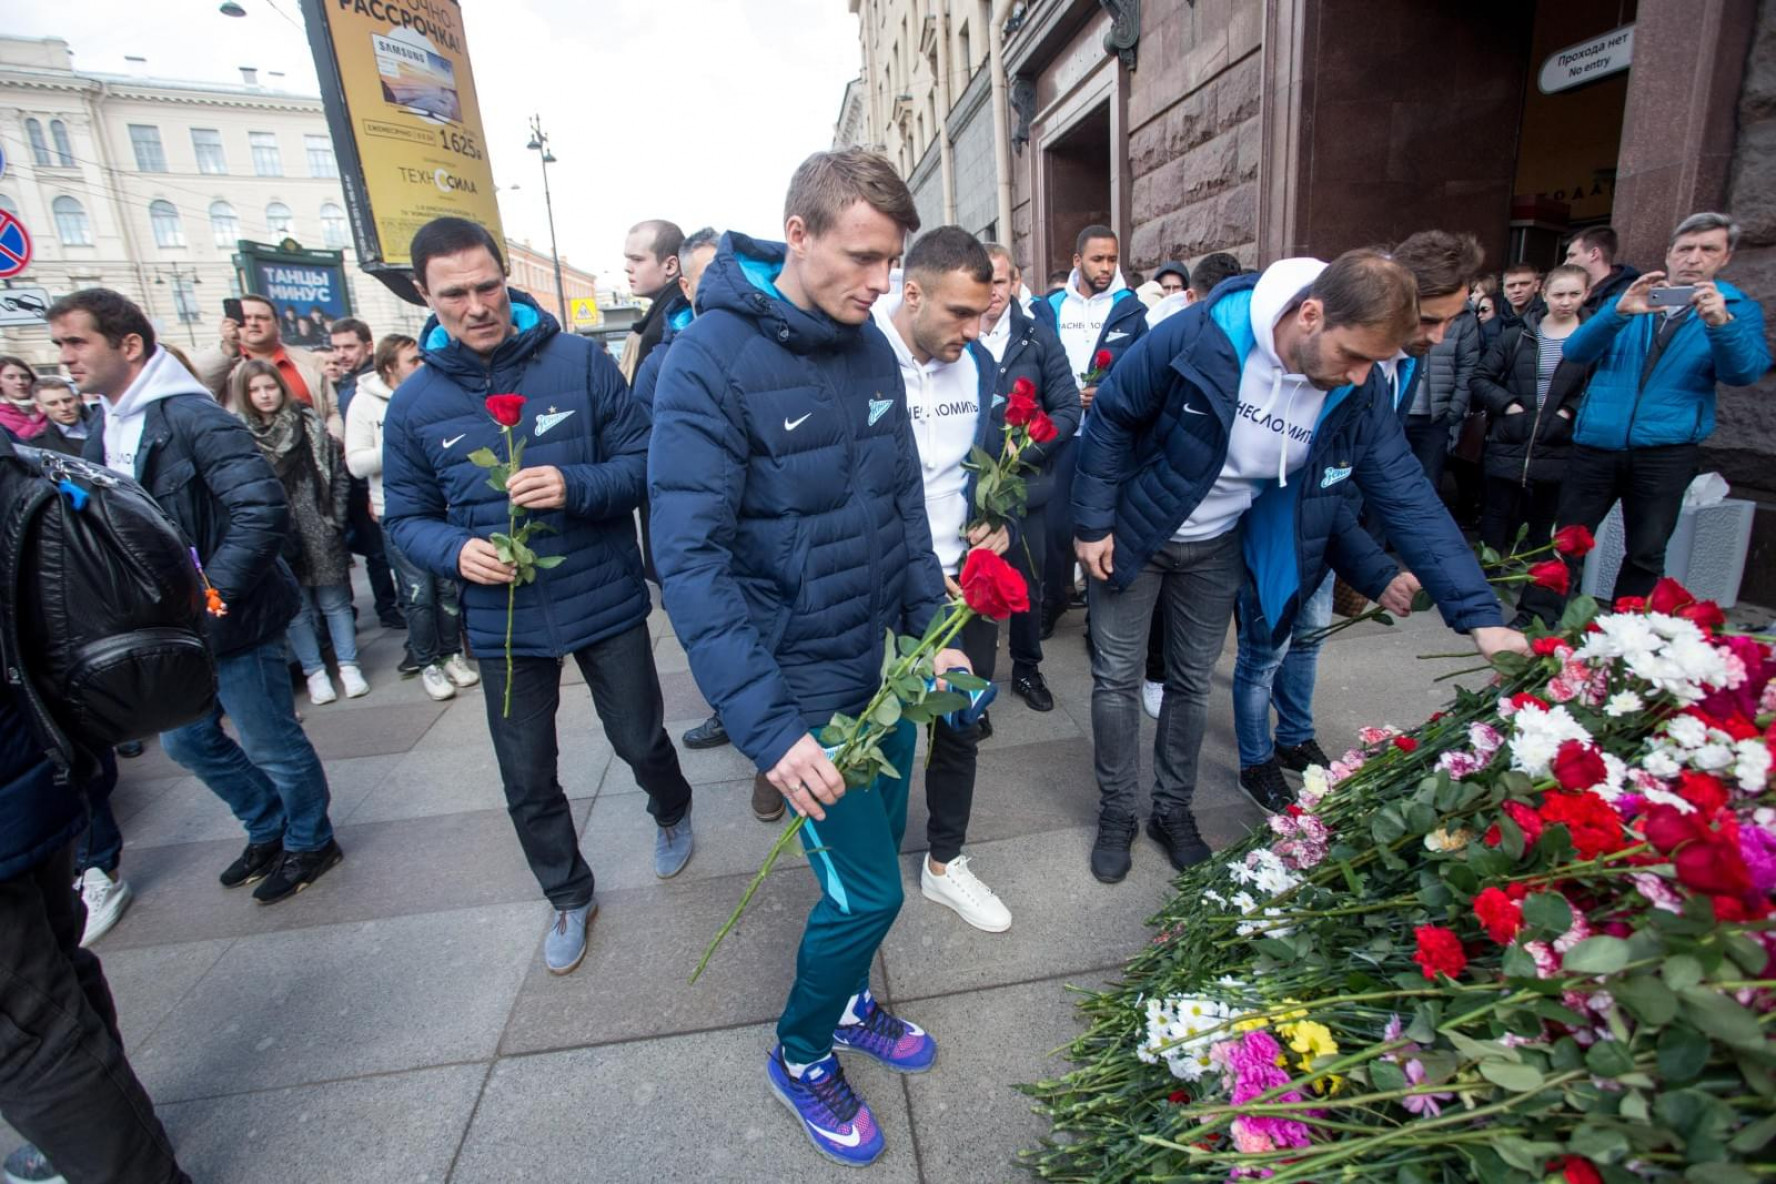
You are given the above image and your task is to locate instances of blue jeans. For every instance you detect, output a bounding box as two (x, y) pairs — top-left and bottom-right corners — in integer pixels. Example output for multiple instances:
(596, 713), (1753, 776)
(75, 749), (122, 875)
(286, 584), (358, 675)
(1233, 572), (1335, 768)
(160, 640), (334, 853)
(385, 537), (462, 667)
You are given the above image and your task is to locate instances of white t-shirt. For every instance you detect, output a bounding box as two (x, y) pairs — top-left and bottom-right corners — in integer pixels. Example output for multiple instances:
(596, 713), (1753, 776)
(876, 299), (982, 574)
(1172, 258), (1333, 542)
(980, 307), (1012, 362)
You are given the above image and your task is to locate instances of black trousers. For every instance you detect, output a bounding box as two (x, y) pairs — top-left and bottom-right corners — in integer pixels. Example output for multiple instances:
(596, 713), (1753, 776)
(1479, 475), (1561, 558)
(925, 614), (999, 864)
(479, 623), (693, 909)
(346, 479), (400, 621)
(1040, 438), (1079, 620)
(0, 843), (188, 1184)
(1519, 443), (1700, 624)
(1008, 502), (1047, 678)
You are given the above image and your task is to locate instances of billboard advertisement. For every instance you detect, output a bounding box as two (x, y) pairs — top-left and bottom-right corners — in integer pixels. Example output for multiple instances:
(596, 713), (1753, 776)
(234, 240), (354, 348)
(300, 0), (503, 289)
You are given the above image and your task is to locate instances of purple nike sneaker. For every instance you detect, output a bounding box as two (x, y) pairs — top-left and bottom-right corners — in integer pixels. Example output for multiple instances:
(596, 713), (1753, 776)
(767, 1046), (884, 1167)
(830, 989), (937, 1073)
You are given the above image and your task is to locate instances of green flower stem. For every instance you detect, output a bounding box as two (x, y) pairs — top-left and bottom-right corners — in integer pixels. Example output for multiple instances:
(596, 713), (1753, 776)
(502, 424), (517, 718)
(690, 597), (978, 983)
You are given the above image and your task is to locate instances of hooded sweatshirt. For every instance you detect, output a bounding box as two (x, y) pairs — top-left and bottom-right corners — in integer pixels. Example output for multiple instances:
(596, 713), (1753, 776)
(1172, 257), (1330, 543)
(343, 369), (395, 515)
(1053, 267), (1130, 386)
(102, 347), (213, 476)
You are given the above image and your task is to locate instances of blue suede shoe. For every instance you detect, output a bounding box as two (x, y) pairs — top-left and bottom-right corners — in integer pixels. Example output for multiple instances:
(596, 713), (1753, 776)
(543, 902), (595, 975)
(654, 806), (694, 879)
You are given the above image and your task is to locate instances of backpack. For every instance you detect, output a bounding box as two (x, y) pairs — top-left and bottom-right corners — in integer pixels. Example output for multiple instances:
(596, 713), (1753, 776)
(0, 436), (216, 774)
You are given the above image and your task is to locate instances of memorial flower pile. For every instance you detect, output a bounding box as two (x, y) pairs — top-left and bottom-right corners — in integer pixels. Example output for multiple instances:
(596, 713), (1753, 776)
(1023, 579), (1776, 1183)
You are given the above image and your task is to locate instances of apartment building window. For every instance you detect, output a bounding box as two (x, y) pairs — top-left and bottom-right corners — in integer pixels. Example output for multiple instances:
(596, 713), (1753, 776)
(192, 128), (227, 174)
(24, 119), (50, 166)
(266, 201), (294, 236)
(53, 196), (92, 246)
(209, 200), (240, 247)
(958, 23), (972, 76)
(305, 134), (339, 178)
(49, 120), (74, 166)
(150, 199), (185, 248)
(129, 125), (168, 173)
(250, 132), (282, 177)
(320, 202), (348, 248)
(170, 275), (201, 324)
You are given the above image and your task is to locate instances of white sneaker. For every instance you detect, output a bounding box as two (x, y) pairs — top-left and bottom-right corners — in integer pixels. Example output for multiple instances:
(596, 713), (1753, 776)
(307, 670), (338, 705)
(921, 854), (1011, 933)
(420, 663), (457, 701)
(76, 867), (133, 947)
(1142, 679), (1163, 720)
(338, 664), (370, 699)
(442, 653), (480, 688)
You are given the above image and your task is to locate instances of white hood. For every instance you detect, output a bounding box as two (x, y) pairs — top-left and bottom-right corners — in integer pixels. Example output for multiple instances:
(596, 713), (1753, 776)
(1063, 266), (1128, 304)
(102, 347), (211, 475)
(354, 370), (395, 405)
(1244, 257), (1329, 487)
(1145, 290), (1192, 329)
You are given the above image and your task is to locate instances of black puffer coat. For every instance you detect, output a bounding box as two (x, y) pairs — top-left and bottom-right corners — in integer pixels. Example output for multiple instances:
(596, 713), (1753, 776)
(1470, 315), (1592, 485)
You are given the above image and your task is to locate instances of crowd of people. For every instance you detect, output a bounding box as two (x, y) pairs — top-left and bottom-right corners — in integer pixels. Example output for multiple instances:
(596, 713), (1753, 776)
(0, 142), (1765, 1181)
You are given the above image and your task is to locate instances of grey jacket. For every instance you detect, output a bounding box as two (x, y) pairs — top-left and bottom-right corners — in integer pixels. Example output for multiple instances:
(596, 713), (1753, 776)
(1415, 309), (1479, 442)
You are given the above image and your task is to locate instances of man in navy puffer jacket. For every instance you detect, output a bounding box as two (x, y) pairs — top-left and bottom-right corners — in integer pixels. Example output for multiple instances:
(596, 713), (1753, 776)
(1073, 250), (1530, 885)
(649, 151), (967, 1168)
(382, 217), (694, 978)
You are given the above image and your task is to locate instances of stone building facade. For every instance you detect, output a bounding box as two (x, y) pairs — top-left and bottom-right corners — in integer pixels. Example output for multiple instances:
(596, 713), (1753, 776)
(849, 0), (1776, 602)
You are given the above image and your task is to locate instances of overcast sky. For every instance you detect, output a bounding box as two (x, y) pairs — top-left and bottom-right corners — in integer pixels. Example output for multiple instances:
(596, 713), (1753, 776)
(9, 0), (861, 291)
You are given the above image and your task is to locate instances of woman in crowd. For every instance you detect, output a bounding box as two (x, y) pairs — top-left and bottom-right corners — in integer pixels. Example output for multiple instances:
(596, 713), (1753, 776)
(345, 335), (477, 701)
(1470, 263), (1593, 569)
(0, 356), (48, 441)
(231, 359), (368, 705)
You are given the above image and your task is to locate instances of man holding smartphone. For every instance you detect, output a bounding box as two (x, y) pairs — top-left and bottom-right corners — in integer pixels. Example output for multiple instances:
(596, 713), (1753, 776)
(1522, 212), (1770, 621)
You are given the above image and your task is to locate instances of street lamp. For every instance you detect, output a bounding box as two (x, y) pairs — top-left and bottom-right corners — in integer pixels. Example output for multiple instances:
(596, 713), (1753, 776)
(525, 114), (569, 325)
(153, 264), (203, 347)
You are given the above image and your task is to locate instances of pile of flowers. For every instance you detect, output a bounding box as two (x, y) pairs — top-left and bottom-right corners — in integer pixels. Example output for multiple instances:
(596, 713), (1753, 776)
(1022, 577), (1776, 1183)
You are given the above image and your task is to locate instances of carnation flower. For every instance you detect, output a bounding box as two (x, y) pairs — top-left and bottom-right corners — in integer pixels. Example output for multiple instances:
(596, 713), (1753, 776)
(1412, 925), (1467, 980)
(1473, 886), (1524, 944)
(1438, 749), (1487, 780)
(1734, 739), (1773, 793)
(1539, 790), (1628, 860)
(1470, 723), (1505, 755)
(1604, 691), (1644, 717)
(1423, 826), (1472, 853)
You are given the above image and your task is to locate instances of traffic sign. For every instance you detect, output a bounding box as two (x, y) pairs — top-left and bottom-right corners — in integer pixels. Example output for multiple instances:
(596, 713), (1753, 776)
(0, 210), (32, 279)
(0, 285), (49, 327)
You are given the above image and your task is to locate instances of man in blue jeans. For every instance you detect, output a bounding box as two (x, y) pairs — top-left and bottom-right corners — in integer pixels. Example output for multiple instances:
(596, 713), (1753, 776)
(1073, 252), (1527, 883)
(51, 288), (343, 908)
(650, 151), (967, 1168)
(383, 217), (695, 979)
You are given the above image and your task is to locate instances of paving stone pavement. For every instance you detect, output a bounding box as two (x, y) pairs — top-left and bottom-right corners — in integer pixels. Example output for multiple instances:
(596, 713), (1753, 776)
(9, 575), (1508, 1183)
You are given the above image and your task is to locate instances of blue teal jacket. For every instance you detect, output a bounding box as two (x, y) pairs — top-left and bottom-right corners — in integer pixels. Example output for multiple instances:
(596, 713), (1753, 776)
(1032, 284), (1148, 377)
(1072, 275), (1500, 642)
(381, 290), (653, 658)
(647, 233), (948, 771)
(1566, 280), (1770, 450)
(631, 305), (694, 412)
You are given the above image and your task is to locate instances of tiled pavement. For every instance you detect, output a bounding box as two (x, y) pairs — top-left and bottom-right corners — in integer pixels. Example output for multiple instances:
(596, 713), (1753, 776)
(10, 577), (1508, 1183)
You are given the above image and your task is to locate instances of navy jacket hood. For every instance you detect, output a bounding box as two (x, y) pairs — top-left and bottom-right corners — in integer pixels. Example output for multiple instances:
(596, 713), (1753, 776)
(697, 232), (863, 357)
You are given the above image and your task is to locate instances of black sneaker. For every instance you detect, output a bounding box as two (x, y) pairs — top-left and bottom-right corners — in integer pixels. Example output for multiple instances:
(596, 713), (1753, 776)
(397, 656), (422, 678)
(1147, 809), (1211, 871)
(219, 839), (284, 889)
(1039, 606), (1065, 640)
(1274, 739), (1330, 774)
(976, 710), (993, 740)
(682, 714), (730, 750)
(1011, 671), (1054, 712)
(1090, 814), (1138, 883)
(252, 840), (344, 905)
(115, 739), (145, 758)
(1238, 759), (1295, 814)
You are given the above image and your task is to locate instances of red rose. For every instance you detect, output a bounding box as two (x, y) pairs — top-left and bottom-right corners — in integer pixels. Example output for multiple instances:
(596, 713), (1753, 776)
(1644, 804), (1708, 854)
(1531, 637), (1572, 657)
(1676, 770), (1729, 816)
(1528, 560), (1570, 596)
(1550, 740), (1608, 792)
(1552, 1155), (1603, 1184)
(1010, 376), (1035, 402)
(1393, 736), (1419, 753)
(1675, 826), (1753, 898)
(1677, 600), (1726, 630)
(1648, 577), (1696, 615)
(1552, 526), (1596, 557)
(1092, 348), (1113, 371)
(1538, 789), (1626, 861)
(1004, 387), (1039, 426)
(959, 547), (1029, 620)
(1509, 692), (1550, 714)
(485, 393), (527, 427)
(1167, 1089), (1190, 1105)
(1473, 886), (1524, 944)
(1027, 410), (1059, 444)
(1613, 595), (1647, 613)
(1412, 925), (1467, 980)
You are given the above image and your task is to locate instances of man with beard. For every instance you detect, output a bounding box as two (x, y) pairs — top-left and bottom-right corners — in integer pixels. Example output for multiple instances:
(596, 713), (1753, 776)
(1073, 250), (1528, 884)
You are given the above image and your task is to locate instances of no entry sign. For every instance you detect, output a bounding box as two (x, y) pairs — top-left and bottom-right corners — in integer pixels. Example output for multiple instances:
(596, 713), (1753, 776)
(0, 210), (32, 279)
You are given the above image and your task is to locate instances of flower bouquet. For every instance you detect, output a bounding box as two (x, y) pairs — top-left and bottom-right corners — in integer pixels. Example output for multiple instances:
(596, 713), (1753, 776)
(1022, 578), (1776, 1183)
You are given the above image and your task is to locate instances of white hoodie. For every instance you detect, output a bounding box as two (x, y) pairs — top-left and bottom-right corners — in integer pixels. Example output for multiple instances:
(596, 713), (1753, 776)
(1053, 267), (1129, 387)
(102, 347), (213, 477)
(1172, 257), (1331, 543)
